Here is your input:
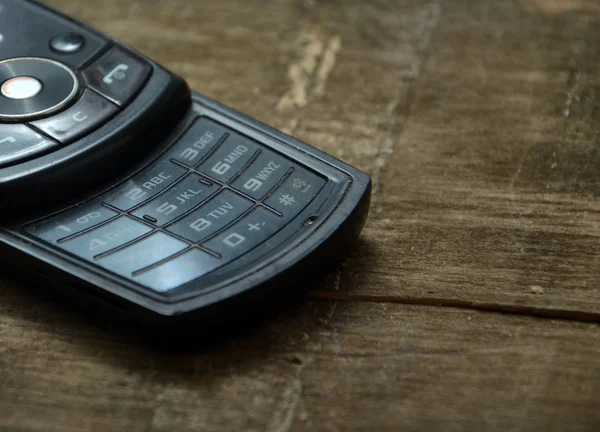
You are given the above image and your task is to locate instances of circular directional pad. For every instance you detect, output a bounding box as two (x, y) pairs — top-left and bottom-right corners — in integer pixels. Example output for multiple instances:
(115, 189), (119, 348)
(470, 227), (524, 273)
(0, 57), (79, 121)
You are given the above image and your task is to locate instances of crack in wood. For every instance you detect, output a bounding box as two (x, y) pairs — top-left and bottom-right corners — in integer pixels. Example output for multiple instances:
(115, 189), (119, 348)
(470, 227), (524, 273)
(370, 2), (443, 195)
(309, 291), (600, 323)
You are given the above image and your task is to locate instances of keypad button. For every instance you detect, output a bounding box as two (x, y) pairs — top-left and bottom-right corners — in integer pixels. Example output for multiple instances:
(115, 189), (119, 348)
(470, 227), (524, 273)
(203, 208), (285, 262)
(59, 217), (152, 261)
(82, 47), (152, 107)
(26, 202), (117, 243)
(30, 89), (118, 144)
(167, 190), (253, 243)
(265, 167), (326, 217)
(97, 232), (187, 278)
(103, 159), (186, 211)
(50, 33), (86, 54)
(132, 174), (219, 226)
(133, 249), (222, 293)
(198, 133), (259, 183)
(231, 150), (293, 200)
(0, 124), (58, 168)
(166, 118), (229, 167)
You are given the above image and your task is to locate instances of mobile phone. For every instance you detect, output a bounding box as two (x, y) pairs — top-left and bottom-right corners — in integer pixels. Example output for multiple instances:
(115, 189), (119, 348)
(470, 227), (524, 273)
(0, 0), (371, 334)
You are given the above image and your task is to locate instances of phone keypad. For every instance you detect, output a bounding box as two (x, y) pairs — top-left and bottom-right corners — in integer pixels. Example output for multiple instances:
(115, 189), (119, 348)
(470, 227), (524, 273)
(25, 118), (327, 293)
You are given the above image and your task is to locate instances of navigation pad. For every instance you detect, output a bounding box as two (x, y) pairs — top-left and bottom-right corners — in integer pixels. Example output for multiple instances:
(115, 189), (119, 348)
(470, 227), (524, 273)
(0, 0), (152, 166)
(25, 117), (328, 294)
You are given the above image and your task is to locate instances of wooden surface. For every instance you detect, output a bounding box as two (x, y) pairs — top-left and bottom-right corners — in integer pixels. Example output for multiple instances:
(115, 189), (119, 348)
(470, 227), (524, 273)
(2, 0), (600, 430)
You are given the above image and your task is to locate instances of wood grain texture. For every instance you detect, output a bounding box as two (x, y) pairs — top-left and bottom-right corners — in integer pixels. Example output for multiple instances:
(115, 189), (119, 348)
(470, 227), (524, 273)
(1, 0), (600, 430)
(2, 280), (600, 432)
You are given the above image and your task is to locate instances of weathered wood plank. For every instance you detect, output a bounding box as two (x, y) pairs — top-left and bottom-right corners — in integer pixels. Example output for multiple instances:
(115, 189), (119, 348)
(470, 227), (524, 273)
(1, 279), (600, 431)
(2, 0), (600, 430)
(348, 0), (600, 316)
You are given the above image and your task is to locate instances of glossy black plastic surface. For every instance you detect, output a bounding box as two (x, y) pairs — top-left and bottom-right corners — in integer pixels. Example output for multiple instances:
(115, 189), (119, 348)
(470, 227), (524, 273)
(0, 0), (371, 333)
(0, 0), (106, 68)
(0, 0), (190, 211)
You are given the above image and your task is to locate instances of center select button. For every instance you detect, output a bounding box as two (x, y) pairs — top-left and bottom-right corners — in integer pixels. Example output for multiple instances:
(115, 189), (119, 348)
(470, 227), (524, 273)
(2, 76), (43, 100)
(30, 89), (118, 144)
(0, 57), (79, 121)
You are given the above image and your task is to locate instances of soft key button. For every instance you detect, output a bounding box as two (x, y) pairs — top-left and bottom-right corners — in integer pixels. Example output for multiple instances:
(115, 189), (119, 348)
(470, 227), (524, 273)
(50, 33), (86, 54)
(26, 202), (116, 243)
(0, 123), (58, 168)
(132, 174), (219, 226)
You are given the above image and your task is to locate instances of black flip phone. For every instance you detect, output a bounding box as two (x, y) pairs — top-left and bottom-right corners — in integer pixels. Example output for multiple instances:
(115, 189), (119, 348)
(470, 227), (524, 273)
(0, 0), (371, 333)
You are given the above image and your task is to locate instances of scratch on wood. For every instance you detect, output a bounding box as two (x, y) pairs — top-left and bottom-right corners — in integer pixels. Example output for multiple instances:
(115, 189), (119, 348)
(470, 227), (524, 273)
(313, 36), (342, 97)
(523, 0), (600, 14)
(530, 285), (545, 294)
(508, 142), (532, 217)
(268, 361), (310, 432)
(563, 70), (578, 118)
(514, 342), (557, 430)
(372, 135), (396, 195)
(277, 31), (341, 112)
(370, 2), (443, 195)
(309, 291), (600, 323)
(280, 118), (299, 135)
(276, 32), (323, 111)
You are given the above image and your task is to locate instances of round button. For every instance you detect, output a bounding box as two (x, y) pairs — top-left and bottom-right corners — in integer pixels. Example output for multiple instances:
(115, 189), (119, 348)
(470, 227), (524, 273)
(1, 76), (43, 100)
(50, 33), (86, 54)
(0, 58), (79, 122)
